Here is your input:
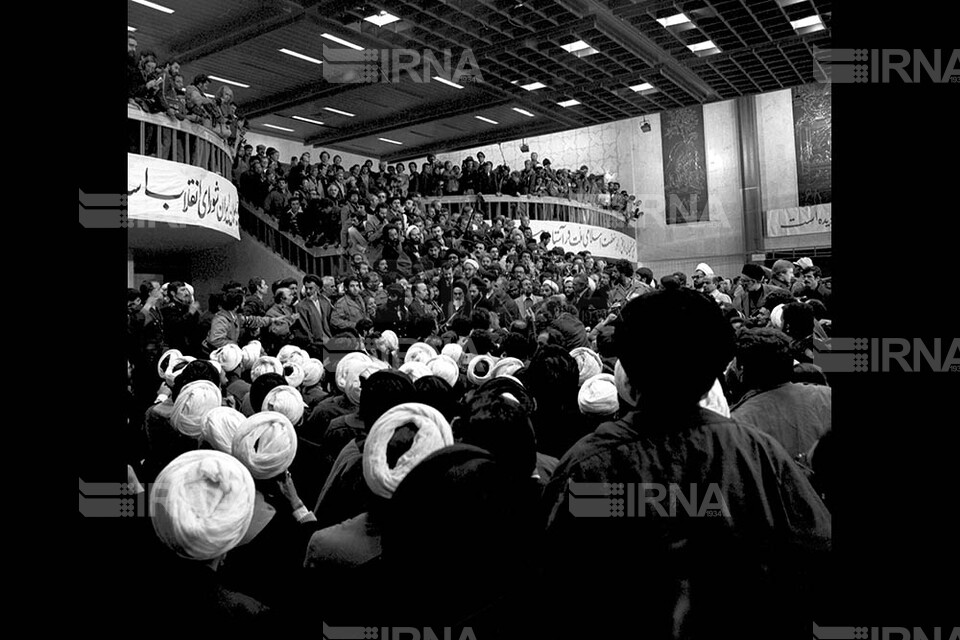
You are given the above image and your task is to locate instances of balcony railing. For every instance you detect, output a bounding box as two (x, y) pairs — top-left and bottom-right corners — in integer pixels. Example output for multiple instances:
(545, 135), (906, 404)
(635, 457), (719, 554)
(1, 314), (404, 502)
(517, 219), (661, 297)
(128, 105), (234, 178)
(422, 195), (631, 232)
(239, 199), (344, 277)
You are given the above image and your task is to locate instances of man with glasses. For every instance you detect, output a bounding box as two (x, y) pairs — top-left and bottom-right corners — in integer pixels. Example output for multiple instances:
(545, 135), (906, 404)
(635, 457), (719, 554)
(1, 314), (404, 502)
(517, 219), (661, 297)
(733, 263), (778, 319)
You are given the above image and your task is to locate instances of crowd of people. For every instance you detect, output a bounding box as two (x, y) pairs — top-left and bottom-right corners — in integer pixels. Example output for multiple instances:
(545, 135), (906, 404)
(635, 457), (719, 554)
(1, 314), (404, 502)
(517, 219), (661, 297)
(125, 248), (833, 635)
(127, 31), (247, 164)
(238, 149), (643, 248)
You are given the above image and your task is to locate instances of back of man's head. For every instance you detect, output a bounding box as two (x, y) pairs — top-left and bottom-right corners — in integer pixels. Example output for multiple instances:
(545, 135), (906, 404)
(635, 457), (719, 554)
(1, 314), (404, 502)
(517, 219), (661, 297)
(616, 289), (734, 408)
(735, 328), (795, 390)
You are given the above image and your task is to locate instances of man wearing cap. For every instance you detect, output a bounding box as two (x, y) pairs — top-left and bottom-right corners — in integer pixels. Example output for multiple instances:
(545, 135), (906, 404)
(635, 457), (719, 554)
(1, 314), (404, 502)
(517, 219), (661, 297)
(733, 263), (780, 319)
(769, 260), (796, 291)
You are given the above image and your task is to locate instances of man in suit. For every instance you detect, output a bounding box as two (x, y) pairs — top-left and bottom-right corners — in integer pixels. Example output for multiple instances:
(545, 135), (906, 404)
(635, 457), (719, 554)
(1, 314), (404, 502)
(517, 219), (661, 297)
(513, 278), (542, 316)
(296, 274), (332, 358)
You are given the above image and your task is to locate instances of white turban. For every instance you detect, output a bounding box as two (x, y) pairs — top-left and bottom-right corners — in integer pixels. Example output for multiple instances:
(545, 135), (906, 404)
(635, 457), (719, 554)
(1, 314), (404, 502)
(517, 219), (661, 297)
(287, 348), (310, 367)
(241, 341), (263, 370)
(232, 411), (298, 479)
(378, 330), (400, 353)
(490, 357), (524, 379)
(251, 356), (283, 381)
(426, 355), (460, 388)
(614, 359), (639, 407)
(282, 361), (305, 388)
(404, 342), (438, 365)
(695, 262), (715, 277)
(201, 406), (246, 453)
(345, 360), (389, 406)
(578, 373), (619, 416)
(362, 403), (454, 499)
(210, 344), (243, 373)
(150, 450), (255, 561)
(262, 385), (306, 425)
(277, 345), (305, 364)
(302, 358), (324, 388)
(699, 378), (730, 418)
(336, 352), (372, 391)
(570, 347), (603, 386)
(157, 349), (183, 379)
(542, 280), (559, 295)
(770, 304), (785, 330)
(467, 355), (498, 385)
(399, 361), (432, 382)
(441, 342), (463, 363)
(171, 380), (223, 438)
(463, 258), (479, 272)
(406, 225), (420, 239)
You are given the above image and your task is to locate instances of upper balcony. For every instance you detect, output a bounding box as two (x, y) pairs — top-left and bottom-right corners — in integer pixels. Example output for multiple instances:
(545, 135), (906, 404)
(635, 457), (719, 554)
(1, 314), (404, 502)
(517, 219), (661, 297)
(126, 106), (240, 249)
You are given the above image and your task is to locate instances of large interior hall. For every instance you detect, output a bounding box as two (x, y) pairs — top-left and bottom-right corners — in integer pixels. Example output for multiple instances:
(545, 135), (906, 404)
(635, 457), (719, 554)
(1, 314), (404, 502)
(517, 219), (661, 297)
(122, 0), (836, 636)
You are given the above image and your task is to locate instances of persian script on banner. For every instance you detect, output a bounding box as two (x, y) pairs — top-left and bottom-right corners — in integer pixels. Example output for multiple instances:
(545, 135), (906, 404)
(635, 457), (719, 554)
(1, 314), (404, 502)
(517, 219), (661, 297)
(127, 154), (240, 240)
(766, 203), (831, 237)
(526, 220), (637, 263)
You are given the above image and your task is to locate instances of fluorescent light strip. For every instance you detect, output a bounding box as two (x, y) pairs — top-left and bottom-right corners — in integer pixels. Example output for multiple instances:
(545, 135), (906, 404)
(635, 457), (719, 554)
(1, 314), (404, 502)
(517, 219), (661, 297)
(656, 13), (690, 28)
(378, 138), (403, 145)
(521, 81), (547, 91)
(291, 116), (325, 125)
(560, 39), (591, 53)
(557, 99), (580, 108)
(629, 83), (654, 92)
(204, 93), (215, 98)
(128, 26), (137, 32)
(433, 76), (464, 89)
(263, 124), (295, 132)
(687, 40), (717, 53)
(279, 48), (323, 65)
(364, 11), (400, 27)
(475, 116), (499, 124)
(131, 0), (175, 14)
(790, 15), (823, 29)
(321, 33), (364, 51)
(323, 107), (355, 117)
(512, 108), (535, 117)
(208, 75), (250, 88)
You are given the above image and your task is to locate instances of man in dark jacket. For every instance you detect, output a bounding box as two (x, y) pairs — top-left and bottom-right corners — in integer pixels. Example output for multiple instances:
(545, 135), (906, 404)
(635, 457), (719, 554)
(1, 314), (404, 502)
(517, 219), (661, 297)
(536, 298), (588, 351)
(373, 283), (410, 335)
(733, 263), (781, 319)
(160, 281), (201, 356)
(541, 289), (831, 639)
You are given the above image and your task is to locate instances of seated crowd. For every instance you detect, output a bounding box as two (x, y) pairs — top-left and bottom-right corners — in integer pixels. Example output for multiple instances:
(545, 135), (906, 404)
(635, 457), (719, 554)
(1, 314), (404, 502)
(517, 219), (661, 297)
(125, 250), (833, 634)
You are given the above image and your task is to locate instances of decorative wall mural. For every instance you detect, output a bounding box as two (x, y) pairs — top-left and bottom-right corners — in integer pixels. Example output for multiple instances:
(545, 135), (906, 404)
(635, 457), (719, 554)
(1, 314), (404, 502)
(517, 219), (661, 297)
(662, 106), (709, 224)
(793, 83), (832, 206)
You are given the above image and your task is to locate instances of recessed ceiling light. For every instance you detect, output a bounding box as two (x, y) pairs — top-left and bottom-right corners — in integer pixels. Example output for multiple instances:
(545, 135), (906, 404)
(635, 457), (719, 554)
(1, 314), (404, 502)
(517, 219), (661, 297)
(629, 82), (655, 92)
(127, 26), (137, 32)
(687, 40), (718, 53)
(379, 137), (403, 145)
(291, 116), (325, 125)
(475, 116), (499, 124)
(520, 81), (547, 91)
(656, 13), (690, 28)
(364, 11), (400, 27)
(321, 33), (364, 51)
(790, 15), (823, 30)
(433, 76), (464, 89)
(263, 124), (295, 132)
(560, 39), (598, 57)
(323, 107), (355, 117)
(557, 99), (580, 108)
(131, 0), (174, 14)
(512, 108), (535, 117)
(208, 75), (250, 88)
(279, 48), (323, 65)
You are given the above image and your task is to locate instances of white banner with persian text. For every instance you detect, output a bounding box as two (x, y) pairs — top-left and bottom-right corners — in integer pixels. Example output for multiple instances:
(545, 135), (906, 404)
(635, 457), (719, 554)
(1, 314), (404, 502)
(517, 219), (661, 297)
(766, 203), (831, 237)
(525, 220), (637, 263)
(127, 154), (240, 240)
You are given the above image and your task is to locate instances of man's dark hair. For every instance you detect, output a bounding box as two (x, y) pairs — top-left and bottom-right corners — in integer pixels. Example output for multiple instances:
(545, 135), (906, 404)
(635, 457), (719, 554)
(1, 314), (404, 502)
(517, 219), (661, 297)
(500, 332), (535, 360)
(166, 281), (186, 298)
(521, 344), (579, 412)
(127, 288), (141, 303)
(359, 370), (417, 426)
(637, 267), (653, 284)
(191, 74), (210, 86)
(343, 275), (360, 289)
(247, 277), (264, 294)
(414, 375), (457, 421)
(303, 274), (322, 287)
(615, 261), (634, 278)
(735, 328), (795, 390)
(616, 289), (734, 407)
(220, 291), (244, 311)
(781, 302), (815, 341)
(172, 361), (221, 401)
(249, 373), (286, 413)
(139, 280), (157, 303)
(763, 289), (797, 312)
(278, 277), (299, 291)
(222, 281), (244, 294)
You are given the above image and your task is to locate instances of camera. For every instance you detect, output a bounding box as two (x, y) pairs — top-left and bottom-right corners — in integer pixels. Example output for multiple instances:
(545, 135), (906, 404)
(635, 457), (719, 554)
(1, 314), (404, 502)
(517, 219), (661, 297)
(520, 143), (530, 153)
